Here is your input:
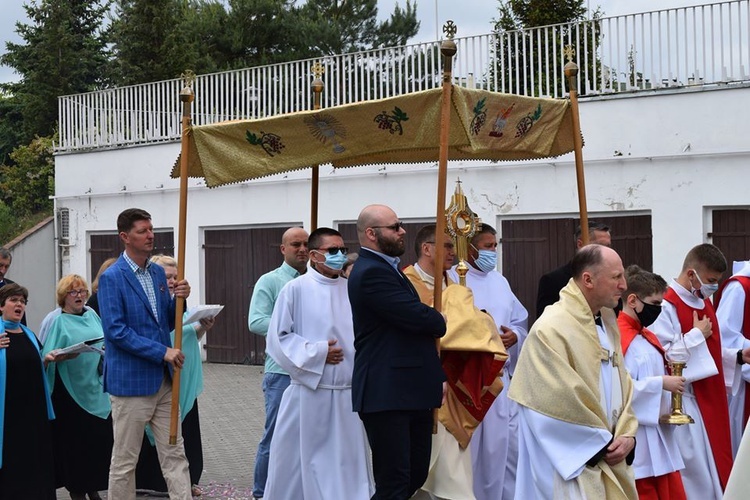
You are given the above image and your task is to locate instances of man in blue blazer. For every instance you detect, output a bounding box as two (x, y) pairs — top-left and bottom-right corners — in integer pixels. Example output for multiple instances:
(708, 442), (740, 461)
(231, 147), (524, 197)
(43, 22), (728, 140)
(348, 204), (447, 499)
(98, 208), (193, 499)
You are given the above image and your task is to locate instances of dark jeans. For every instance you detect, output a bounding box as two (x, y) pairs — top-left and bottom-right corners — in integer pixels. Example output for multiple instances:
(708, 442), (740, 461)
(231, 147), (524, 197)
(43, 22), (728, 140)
(252, 372), (290, 498)
(360, 409), (433, 500)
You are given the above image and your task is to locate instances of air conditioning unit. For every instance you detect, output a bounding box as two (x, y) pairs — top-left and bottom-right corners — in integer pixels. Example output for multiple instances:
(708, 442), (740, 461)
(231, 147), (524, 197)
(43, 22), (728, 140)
(57, 207), (71, 247)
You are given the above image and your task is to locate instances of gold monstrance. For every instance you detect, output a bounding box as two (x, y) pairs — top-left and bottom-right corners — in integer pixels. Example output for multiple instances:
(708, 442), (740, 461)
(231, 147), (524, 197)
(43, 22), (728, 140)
(445, 179), (481, 286)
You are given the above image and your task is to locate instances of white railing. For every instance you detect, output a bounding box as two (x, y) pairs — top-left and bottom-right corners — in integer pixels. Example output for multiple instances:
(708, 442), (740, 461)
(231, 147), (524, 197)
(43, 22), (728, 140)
(57, 0), (750, 152)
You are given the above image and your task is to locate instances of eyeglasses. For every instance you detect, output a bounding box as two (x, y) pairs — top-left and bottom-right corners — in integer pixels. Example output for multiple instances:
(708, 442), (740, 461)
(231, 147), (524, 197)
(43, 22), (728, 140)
(370, 221), (404, 232)
(6, 297), (27, 305)
(67, 289), (89, 297)
(314, 246), (349, 255)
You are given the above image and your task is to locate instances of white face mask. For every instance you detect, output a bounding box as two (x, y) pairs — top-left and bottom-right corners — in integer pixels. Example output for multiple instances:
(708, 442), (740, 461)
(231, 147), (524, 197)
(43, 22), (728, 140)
(691, 269), (719, 299)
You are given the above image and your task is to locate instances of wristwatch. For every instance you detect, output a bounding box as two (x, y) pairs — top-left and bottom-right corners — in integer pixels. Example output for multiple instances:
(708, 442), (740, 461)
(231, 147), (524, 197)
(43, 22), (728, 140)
(738, 350), (745, 366)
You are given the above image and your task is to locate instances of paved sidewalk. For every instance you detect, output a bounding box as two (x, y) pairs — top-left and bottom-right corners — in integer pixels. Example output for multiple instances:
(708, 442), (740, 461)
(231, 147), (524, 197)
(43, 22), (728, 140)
(56, 363), (265, 500)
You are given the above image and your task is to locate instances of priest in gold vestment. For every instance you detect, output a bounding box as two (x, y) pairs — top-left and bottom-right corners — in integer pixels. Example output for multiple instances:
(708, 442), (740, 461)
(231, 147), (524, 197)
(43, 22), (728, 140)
(509, 244), (638, 500)
(406, 225), (507, 500)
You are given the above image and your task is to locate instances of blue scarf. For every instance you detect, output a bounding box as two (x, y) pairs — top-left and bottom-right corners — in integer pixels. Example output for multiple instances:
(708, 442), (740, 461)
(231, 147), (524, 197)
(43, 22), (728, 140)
(0, 320), (55, 468)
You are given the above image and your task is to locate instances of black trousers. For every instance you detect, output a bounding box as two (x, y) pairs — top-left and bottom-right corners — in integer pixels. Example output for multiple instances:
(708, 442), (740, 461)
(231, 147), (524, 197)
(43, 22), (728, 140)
(359, 409), (433, 500)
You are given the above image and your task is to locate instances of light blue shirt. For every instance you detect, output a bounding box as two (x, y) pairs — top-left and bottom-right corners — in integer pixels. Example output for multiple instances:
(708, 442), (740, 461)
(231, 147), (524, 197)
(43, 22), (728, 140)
(360, 247), (401, 272)
(248, 262), (302, 374)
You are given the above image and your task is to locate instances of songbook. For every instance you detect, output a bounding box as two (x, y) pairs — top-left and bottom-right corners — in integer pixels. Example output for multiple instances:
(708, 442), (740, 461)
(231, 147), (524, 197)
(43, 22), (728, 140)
(184, 304), (224, 324)
(56, 336), (105, 356)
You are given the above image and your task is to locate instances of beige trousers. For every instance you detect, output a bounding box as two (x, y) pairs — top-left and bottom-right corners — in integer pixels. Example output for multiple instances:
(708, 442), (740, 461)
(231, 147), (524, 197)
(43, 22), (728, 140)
(108, 378), (191, 500)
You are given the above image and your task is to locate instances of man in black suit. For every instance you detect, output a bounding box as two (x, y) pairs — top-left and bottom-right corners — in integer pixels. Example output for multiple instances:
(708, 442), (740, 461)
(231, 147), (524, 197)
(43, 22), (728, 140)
(535, 220), (611, 318)
(348, 204), (447, 499)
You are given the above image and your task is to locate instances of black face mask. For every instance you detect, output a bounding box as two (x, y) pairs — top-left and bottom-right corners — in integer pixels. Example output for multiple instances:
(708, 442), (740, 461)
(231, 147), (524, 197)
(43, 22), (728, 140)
(636, 301), (662, 328)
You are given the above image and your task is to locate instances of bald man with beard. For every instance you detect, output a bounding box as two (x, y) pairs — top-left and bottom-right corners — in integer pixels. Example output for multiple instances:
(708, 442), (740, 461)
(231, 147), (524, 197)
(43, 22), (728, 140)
(348, 205), (447, 499)
(248, 227), (309, 500)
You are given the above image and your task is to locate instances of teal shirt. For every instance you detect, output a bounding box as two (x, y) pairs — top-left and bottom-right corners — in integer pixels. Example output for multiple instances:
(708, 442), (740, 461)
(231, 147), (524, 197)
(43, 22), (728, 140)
(248, 262), (302, 374)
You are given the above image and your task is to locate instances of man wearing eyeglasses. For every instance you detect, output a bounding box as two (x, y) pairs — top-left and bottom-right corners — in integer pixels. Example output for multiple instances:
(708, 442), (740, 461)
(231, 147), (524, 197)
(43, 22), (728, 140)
(263, 227), (373, 499)
(405, 224), (507, 500)
(447, 223), (528, 500)
(348, 205), (447, 499)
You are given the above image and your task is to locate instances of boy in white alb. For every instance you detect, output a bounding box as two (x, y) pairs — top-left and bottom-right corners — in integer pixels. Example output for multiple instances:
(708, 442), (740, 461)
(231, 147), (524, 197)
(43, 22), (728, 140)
(649, 244), (747, 499)
(617, 265), (686, 499)
(715, 260), (750, 456)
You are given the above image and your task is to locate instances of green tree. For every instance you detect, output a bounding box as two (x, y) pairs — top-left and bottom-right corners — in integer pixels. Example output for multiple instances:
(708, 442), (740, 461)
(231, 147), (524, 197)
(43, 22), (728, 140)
(493, 0), (601, 96)
(218, 0), (318, 68)
(0, 200), (20, 245)
(0, 135), (55, 216)
(109, 0), (190, 85)
(301, 0), (419, 55)
(0, 0), (110, 141)
(497, 0), (587, 28)
(0, 93), (24, 166)
(108, 0), (421, 83)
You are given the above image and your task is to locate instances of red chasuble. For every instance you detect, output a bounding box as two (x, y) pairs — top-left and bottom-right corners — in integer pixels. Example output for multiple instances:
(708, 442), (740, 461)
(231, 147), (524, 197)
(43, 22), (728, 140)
(715, 276), (750, 429)
(663, 288), (733, 489)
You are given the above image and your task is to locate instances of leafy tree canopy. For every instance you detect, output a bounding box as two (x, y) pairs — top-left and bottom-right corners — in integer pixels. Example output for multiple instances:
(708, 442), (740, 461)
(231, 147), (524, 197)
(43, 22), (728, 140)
(496, 0), (588, 30)
(1, 0), (110, 141)
(0, 135), (55, 217)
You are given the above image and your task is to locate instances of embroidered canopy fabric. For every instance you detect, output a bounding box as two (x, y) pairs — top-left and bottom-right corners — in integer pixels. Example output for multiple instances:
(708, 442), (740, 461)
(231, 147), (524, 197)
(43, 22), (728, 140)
(172, 85), (576, 187)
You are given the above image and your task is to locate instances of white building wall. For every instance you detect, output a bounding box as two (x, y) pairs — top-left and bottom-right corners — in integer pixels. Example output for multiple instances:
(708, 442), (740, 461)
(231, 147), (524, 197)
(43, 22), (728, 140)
(54, 84), (750, 301)
(5, 219), (57, 331)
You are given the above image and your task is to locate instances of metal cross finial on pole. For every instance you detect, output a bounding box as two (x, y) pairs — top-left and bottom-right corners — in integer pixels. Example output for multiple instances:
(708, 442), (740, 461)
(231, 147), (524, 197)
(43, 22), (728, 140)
(443, 20), (457, 40)
(563, 46), (590, 245)
(310, 63), (325, 230)
(171, 69), (196, 445)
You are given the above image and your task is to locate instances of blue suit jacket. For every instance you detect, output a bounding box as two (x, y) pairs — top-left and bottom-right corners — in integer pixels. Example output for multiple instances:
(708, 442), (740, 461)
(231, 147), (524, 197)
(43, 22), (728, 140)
(348, 249), (446, 413)
(98, 255), (176, 396)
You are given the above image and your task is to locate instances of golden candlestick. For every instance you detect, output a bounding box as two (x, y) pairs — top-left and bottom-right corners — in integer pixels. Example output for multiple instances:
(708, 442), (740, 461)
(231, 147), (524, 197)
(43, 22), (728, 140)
(659, 362), (694, 425)
(659, 332), (694, 425)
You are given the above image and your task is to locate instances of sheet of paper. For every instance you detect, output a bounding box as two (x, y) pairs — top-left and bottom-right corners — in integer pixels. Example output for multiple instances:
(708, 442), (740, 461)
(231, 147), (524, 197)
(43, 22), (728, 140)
(56, 338), (105, 356)
(184, 304), (224, 324)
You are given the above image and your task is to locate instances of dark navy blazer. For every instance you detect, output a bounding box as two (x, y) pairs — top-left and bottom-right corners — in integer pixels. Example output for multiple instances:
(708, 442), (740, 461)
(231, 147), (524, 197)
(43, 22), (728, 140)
(348, 249), (446, 413)
(98, 255), (176, 397)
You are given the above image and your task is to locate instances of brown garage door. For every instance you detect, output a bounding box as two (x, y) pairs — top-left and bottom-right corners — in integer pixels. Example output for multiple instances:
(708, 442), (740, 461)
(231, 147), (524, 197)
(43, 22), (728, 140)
(710, 208), (750, 282)
(89, 231), (175, 281)
(501, 215), (653, 324)
(203, 226), (294, 364)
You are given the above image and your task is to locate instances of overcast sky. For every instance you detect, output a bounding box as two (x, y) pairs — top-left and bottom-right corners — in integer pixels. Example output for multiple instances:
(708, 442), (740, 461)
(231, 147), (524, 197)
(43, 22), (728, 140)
(0, 0), (714, 84)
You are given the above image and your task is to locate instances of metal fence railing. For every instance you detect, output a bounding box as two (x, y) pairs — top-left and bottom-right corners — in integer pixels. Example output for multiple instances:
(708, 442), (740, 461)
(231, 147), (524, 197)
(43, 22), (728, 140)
(57, 0), (750, 152)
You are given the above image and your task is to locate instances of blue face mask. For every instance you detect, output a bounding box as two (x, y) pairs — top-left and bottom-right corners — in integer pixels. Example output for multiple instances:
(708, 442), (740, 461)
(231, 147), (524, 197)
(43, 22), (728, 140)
(474, 249), (497, 273)
(316, 250), (348, 271)
(691, 269), (719, 299)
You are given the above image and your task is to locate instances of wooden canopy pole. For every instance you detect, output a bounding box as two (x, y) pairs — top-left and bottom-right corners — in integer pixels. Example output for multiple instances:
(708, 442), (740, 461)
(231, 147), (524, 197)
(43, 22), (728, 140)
(433, 22), (457, 312)
(310, 64), (324, 231)
(431, 23), (457, 433)
(170, 71), (194, 445)
(564, 48), (590, 245)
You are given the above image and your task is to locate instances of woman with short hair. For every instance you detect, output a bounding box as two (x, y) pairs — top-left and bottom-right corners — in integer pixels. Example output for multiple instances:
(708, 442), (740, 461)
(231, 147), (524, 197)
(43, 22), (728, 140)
(42, 274), (112, 500)
(0, 283), (56, 499)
